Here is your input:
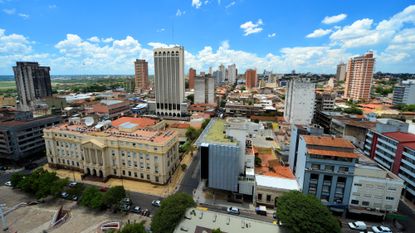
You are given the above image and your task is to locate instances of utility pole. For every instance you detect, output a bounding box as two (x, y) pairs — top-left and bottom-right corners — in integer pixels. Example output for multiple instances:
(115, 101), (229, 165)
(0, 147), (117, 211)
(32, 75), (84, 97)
(0, 204), (8, 231)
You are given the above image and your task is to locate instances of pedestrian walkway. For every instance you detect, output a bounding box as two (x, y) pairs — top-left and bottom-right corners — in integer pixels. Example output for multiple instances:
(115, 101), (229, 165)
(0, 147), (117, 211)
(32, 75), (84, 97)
(43, 151), (195, 197)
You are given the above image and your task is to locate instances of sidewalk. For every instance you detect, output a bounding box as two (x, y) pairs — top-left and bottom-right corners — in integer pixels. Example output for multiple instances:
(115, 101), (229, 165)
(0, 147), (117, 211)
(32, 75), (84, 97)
(43, 151), (195, 197)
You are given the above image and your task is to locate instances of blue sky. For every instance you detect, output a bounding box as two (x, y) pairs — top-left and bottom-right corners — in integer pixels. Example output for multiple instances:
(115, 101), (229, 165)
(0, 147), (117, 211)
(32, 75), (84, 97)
(1, 0), (414, 74)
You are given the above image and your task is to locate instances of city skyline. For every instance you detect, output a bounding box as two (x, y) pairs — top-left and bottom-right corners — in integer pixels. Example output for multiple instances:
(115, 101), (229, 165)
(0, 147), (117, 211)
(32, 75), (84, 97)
(0, 0), (414, 75)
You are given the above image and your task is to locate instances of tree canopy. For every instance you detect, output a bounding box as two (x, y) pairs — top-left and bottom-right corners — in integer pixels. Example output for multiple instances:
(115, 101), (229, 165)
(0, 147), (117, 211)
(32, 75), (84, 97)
(80, 186), (105, 209)
(102, 186), (126, 209)
(277, 191), (340, 233)
(119, 222), (146, 233)
(151, 192), (196, 233)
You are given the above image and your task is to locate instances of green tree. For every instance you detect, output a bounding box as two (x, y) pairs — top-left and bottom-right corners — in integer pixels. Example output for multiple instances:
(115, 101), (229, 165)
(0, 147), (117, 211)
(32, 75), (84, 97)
(10, 173), (24, 188)
(255, 157), (262, 166)
(201, 119), (211, 129)
(186, 94), (194, 104)
(80, 187), (104, 209)
(102, 186), (126, 209)
(185, 127), (200, 141)
(151, 192), (196, 233)
(212, 228), (223, 233)
(120, 223), (146, 233)
(277, 191), (340, 233)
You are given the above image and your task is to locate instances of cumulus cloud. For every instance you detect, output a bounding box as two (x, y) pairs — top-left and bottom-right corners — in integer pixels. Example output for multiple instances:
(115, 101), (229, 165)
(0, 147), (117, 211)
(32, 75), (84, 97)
(225, 1), (236, 9)
(306, 28), (332, 38)
(268, 32), (276, 38)
(102, 37), (114, 43)
(18, 13), (29, 19)
(88, 36), (100, 43)
(322, 13), (347, 24)
(192, 0), (202, 9)
(2, 8), (15, 15)
(240, 19), (263, 36)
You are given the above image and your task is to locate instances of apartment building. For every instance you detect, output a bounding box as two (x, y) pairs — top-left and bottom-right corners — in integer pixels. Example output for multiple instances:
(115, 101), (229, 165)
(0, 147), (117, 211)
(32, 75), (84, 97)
(392, 80), (415, 105)
(92, 100), (130, 120)
(284, 78), (315, 125)
(134, 59), (149, 93)
(44, 117), (179, 184)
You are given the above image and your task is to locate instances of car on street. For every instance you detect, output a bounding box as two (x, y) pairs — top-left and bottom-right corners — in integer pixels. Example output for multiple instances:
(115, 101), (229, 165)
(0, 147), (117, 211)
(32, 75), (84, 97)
(61, 192), (69, 199)
(226, 207), (240, 215)
(348, 221), (367, 231)
(371, 225), (392, 233)
(152, 200), (161, 207)
(130, 206), (141, 214)
(68, 182), (78, 188)
(4, 181), (11, 186)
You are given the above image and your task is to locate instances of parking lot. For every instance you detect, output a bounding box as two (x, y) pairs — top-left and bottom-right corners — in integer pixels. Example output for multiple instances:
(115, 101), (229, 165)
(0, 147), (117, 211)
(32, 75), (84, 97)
(0, 186), (152, 233)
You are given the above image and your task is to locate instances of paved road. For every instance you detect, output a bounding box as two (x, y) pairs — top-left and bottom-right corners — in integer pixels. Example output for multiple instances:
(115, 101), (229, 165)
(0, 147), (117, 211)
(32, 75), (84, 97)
(178, 151), (200, 195)
(200, 203), (275, 223)
(397, 200), (415, 232)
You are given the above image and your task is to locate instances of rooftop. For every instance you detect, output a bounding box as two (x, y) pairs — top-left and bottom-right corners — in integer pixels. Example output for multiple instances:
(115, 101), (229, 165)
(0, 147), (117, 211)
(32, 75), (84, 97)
(111, 117), (157, 128)
(302, 135), (355, 149)
(99, 99), (124, 105)
(254, 147), (295, 179)
(405, 143), (415, 151)
(256, 175), (300, 191)
(383, 132), (415, 143)
(204, 119), (236, 144)
(307, 148), (359, 159)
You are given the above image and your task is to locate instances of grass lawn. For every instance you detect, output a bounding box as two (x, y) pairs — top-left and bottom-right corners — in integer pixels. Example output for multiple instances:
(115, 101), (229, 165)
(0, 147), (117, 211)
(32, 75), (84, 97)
(0, 81), (16, 89)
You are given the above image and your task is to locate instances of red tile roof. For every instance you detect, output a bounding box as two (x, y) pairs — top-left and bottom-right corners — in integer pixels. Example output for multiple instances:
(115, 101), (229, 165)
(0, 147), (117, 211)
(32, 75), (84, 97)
(302, 135), (355, 149)
(383, 132), (415, 143)
(307, 148), (359, 159)
(112, 117), (157, 128)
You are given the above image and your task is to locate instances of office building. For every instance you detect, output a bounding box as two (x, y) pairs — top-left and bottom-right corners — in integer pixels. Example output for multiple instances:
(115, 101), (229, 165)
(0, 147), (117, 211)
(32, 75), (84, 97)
(336, 62), (346, 82)
(344, 52), (375, 101)
(227, 64), (237, 84)
(245, 69), (257, 89)
(44, 117), (179, 184)
(154, 46), (186, 117)
(295, 135), (359, 206)
(392, 80), (415, 105)
(13, 61), (53, 111)
(92, 100), (130, 120)
(134, 59), (149, 93)
(315, 92), (336, 112)
(284, 78), (315, 125)
(194, 75), (215, 105)
(219, 64), (226, 83)
(188, 68), (196, 90)
(349, 155), (403, 213)
(0, 109), (61, 161)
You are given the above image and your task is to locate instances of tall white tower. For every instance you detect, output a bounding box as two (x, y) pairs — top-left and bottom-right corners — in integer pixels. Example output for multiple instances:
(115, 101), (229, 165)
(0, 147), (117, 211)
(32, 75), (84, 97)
(284, 77), (315, 125)
(154, 46), (186, 117)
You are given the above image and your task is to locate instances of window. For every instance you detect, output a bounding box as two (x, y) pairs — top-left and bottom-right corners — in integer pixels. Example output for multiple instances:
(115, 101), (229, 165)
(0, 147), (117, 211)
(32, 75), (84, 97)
(154, 156), (158, 161)
(155, 176), (159, 182)
(338, 167), (348, 173)
(146, 154), (150, 160)
(140, 162), (144, 169)
(122, 170), (125, 175)
(266, 195), (271, 202)
(388, 187), (397, 191)
(147, 174), (150, 180)
(386, 196), (394, 200)
(258, 193), (263, 201)
(113, 169), (117, 175)
(128, 171), (131, 176)
(354, 183), (362, 187)
(325, 165), (334, 172)
(134, 172), (137, 177)
(351, 200), (359, 205)
(140, 173), (144, 179)
(362, 201), (370, 206)
(134, 161), (137, 167)
(311, 164), (320, 170)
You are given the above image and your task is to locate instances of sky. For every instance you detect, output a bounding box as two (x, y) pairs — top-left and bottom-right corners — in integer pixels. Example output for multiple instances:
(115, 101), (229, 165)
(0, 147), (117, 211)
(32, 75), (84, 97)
(0, 0), (415, 75)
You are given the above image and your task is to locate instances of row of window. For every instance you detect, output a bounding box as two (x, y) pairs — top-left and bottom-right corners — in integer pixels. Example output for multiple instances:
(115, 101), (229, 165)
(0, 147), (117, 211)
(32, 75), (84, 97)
(118, 170), (160, 183)
(309, 164), (349, 173)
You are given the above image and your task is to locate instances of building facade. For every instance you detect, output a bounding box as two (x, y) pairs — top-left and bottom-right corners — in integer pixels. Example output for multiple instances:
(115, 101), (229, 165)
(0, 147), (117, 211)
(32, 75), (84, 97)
(343, 52), (375, 102)
(194, 75), (215, 105)
(392, 80), (415, 105)
(227, 64), (237, 84)
(284, 78), (315, 125)
(188, 68), (196, 90)
(92, 100), (130, 120)
(336, 63), (346, 82)
(295, 135), (358, 207)
(44, 117), (180, 184)
(315, 92), (336, 112)
(154, 46), (186, 117)
(245, 69), (257, 89)
(134, 59), (149, 93)
(13, 61), (53, 111)
(0, 110), (61, 161)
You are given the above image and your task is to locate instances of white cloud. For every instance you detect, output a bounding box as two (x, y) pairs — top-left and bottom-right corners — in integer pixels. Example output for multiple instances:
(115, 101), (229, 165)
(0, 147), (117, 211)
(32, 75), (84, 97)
(156, 28), (165, 33)
(240, 19), (263, 36)
(306, 28), (332, 38)
(88, 36), (100, 43)
(192, 0), (202, 9)
(225, 1), (235, 9)
(322, 13), (347, 24)
(176, 9), (185, 16)
(2, 8), (15, 15)
(268, 32), (276, 38)
(18, 13), (29, 19)
(102, 37), (114, 43)
(48, 4), (57, 9)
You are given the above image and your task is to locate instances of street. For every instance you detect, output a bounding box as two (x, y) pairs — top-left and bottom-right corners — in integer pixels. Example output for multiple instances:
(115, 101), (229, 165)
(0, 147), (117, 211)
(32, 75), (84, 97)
(178, 151), (200, 195)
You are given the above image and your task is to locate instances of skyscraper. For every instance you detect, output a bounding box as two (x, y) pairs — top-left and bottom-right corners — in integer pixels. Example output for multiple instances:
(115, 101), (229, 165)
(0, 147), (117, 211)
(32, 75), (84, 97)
(284, 77), (315, 125)
(245, 69), (257, 89)
(13, 61), (52, 111)
(344, 52), (375, 101)
(335, 62), (346, 82)
(134, 59), (148, 93)
(188, 68), (196, 90)
(154, 46), (186, 117)
(219, 64), (225, 83)
(194, 75), (215, 104)
(227, 64), (237, 84)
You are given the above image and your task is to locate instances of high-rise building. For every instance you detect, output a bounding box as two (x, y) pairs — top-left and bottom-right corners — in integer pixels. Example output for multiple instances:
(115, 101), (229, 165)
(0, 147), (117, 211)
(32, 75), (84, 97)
(219, 64), (225, 83)
(315, 92), (336, 112)
(154, 46), (186, 117)
(245, 69), (257, 89)
(194, 75), (215, 104)
(227, 64), (237, 84)
(284, 78), (315, 125)
(392, 80), (415, 105)
(188, 68), (196, 90)
(344, 52), (375, 101)
(335, 62), (346, 82)
(13, 61), (52, 110)
(134, 59), (148, 93)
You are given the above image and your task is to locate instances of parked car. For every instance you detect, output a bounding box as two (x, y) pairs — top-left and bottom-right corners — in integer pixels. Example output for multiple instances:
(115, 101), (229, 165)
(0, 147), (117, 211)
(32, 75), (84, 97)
(131, 206), (141, 214)
(348, 221), (367, 231)
(61, 192), (69, 199)
(72, 195), (79, 201)
(122, 198), (132, 205)
(4, 181), (11, 187)
(255, 206), (267, 216)
(68, 182), (78, 188)
(226, 207), (240, 215)
(372, 225), (392, 233)
(152, 200), (161, 207)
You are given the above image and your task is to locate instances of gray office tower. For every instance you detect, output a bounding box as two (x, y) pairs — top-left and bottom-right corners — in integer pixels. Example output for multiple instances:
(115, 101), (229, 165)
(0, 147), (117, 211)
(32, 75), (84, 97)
(13, 62), (52, 111)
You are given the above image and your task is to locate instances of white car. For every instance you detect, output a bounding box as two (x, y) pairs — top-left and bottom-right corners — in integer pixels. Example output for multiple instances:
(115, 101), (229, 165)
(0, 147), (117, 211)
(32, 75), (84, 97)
(348, 221), (367, 230)
(68, 181), (77, 187)
(4, 181), (12, 186)
(226, 207), (240, 215)
(372, 225), (392, 233)
(152, 200), (161, 207)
